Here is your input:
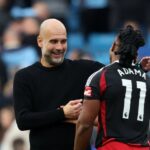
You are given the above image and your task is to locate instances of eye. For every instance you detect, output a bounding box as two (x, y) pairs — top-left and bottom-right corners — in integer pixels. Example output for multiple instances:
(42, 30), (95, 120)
(50, 39), (58, 44)
(61, 39), (67, 44)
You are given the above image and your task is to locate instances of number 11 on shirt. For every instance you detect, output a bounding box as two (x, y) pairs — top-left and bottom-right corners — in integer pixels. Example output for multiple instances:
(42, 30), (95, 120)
(122, 79), (146, 121)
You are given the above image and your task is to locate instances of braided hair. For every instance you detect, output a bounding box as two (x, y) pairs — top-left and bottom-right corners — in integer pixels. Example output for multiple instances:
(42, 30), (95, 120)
(115, 25), (145, 67)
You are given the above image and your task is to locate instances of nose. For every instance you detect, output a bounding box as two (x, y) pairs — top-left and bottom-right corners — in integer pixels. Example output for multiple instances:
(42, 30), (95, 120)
(56, 42), (64, 50)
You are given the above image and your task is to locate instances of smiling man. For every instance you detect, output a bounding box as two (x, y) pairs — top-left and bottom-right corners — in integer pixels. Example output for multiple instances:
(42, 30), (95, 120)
(13, 19), (104, 150)
(38, 19), (67, 67)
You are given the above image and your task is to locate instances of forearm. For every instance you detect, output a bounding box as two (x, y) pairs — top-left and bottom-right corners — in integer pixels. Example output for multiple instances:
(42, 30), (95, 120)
(14, 73), (66, 130)
(15, 108), (65, 130)
(74, 122), (93, 150)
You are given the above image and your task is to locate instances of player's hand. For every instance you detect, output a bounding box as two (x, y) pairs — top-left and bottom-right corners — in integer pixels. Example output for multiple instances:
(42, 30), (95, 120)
(140, 56), (150, 71)
(62, 99), (82, 119)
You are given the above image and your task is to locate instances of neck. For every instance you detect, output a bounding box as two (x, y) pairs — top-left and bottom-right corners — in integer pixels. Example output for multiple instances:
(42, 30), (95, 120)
(40, 58), (54, 68)
(111, 55), (120, 63)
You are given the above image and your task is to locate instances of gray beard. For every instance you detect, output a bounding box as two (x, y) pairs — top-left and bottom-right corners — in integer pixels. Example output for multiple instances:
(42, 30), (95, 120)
(44, 54), (64, 66)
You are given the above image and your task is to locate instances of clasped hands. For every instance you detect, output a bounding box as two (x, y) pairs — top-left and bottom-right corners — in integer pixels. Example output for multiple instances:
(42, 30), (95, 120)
(61, 99), (83, 124)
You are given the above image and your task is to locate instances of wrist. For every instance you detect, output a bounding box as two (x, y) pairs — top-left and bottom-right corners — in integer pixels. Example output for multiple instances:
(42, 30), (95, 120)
(58, 107), (66, 119)
(137, 62), (148, 73)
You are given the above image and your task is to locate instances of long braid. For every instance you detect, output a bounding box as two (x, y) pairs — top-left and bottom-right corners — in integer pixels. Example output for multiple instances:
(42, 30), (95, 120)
(115, 25), (145, 67)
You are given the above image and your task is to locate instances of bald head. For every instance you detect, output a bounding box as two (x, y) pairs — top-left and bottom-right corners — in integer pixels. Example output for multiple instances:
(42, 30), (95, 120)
(38, 18), (67, 68)
(39, 19), (67, 37)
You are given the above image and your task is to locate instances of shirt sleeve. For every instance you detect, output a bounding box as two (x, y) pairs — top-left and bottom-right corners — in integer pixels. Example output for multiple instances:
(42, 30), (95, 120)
(84, 69), (102, 100)
(13, 71), (66, 131)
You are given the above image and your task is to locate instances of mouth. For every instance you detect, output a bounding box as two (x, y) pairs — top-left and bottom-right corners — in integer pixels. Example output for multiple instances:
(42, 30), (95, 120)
(51, 52), (64, 58)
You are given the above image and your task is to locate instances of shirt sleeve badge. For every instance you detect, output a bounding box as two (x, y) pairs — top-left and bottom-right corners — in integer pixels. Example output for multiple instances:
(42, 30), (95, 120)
(84, 86), (92, 97)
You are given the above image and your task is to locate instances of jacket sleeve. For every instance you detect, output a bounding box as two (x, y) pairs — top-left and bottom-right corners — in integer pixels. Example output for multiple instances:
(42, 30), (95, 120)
(13, 71), (66, 131)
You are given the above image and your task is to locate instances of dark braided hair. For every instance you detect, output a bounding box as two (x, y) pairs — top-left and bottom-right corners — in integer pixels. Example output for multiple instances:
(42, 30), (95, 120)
(115, 25), (145, 67)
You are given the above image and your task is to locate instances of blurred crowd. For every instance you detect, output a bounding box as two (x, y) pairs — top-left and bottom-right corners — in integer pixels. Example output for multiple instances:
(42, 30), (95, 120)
(0, 0), (150, 150)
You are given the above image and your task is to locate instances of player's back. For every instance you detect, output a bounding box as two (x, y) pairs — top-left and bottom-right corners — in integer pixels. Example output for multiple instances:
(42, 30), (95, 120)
(96, 61), (150, 146)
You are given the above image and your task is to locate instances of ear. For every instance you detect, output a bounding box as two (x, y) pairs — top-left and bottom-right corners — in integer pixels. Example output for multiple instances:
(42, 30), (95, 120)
(109, 41), (119, 63)
(110, 42), (115, 53)
(37, 35), (43, 48)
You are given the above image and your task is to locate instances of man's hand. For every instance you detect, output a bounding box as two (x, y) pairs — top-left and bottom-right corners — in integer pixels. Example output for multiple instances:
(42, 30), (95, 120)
(62, 99), (82, 120)
(140, 56), (150, 71)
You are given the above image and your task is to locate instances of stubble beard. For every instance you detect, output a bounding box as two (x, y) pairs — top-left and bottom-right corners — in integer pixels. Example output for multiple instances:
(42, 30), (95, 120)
(44, 52), (65, 66)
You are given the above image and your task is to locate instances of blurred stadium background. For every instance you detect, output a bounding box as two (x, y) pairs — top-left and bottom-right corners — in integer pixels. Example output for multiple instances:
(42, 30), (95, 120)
(0, 0), (150, 150)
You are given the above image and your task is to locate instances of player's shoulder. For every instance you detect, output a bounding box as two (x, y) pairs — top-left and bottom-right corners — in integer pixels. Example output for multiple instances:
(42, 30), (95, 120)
(85, 66), (107, 86)
(104, 61), (119, 70)
(87, 61), (118, 80)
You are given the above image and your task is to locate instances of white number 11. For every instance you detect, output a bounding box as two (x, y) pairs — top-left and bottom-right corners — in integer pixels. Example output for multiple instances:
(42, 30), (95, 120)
(122, 79), (146, 121)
